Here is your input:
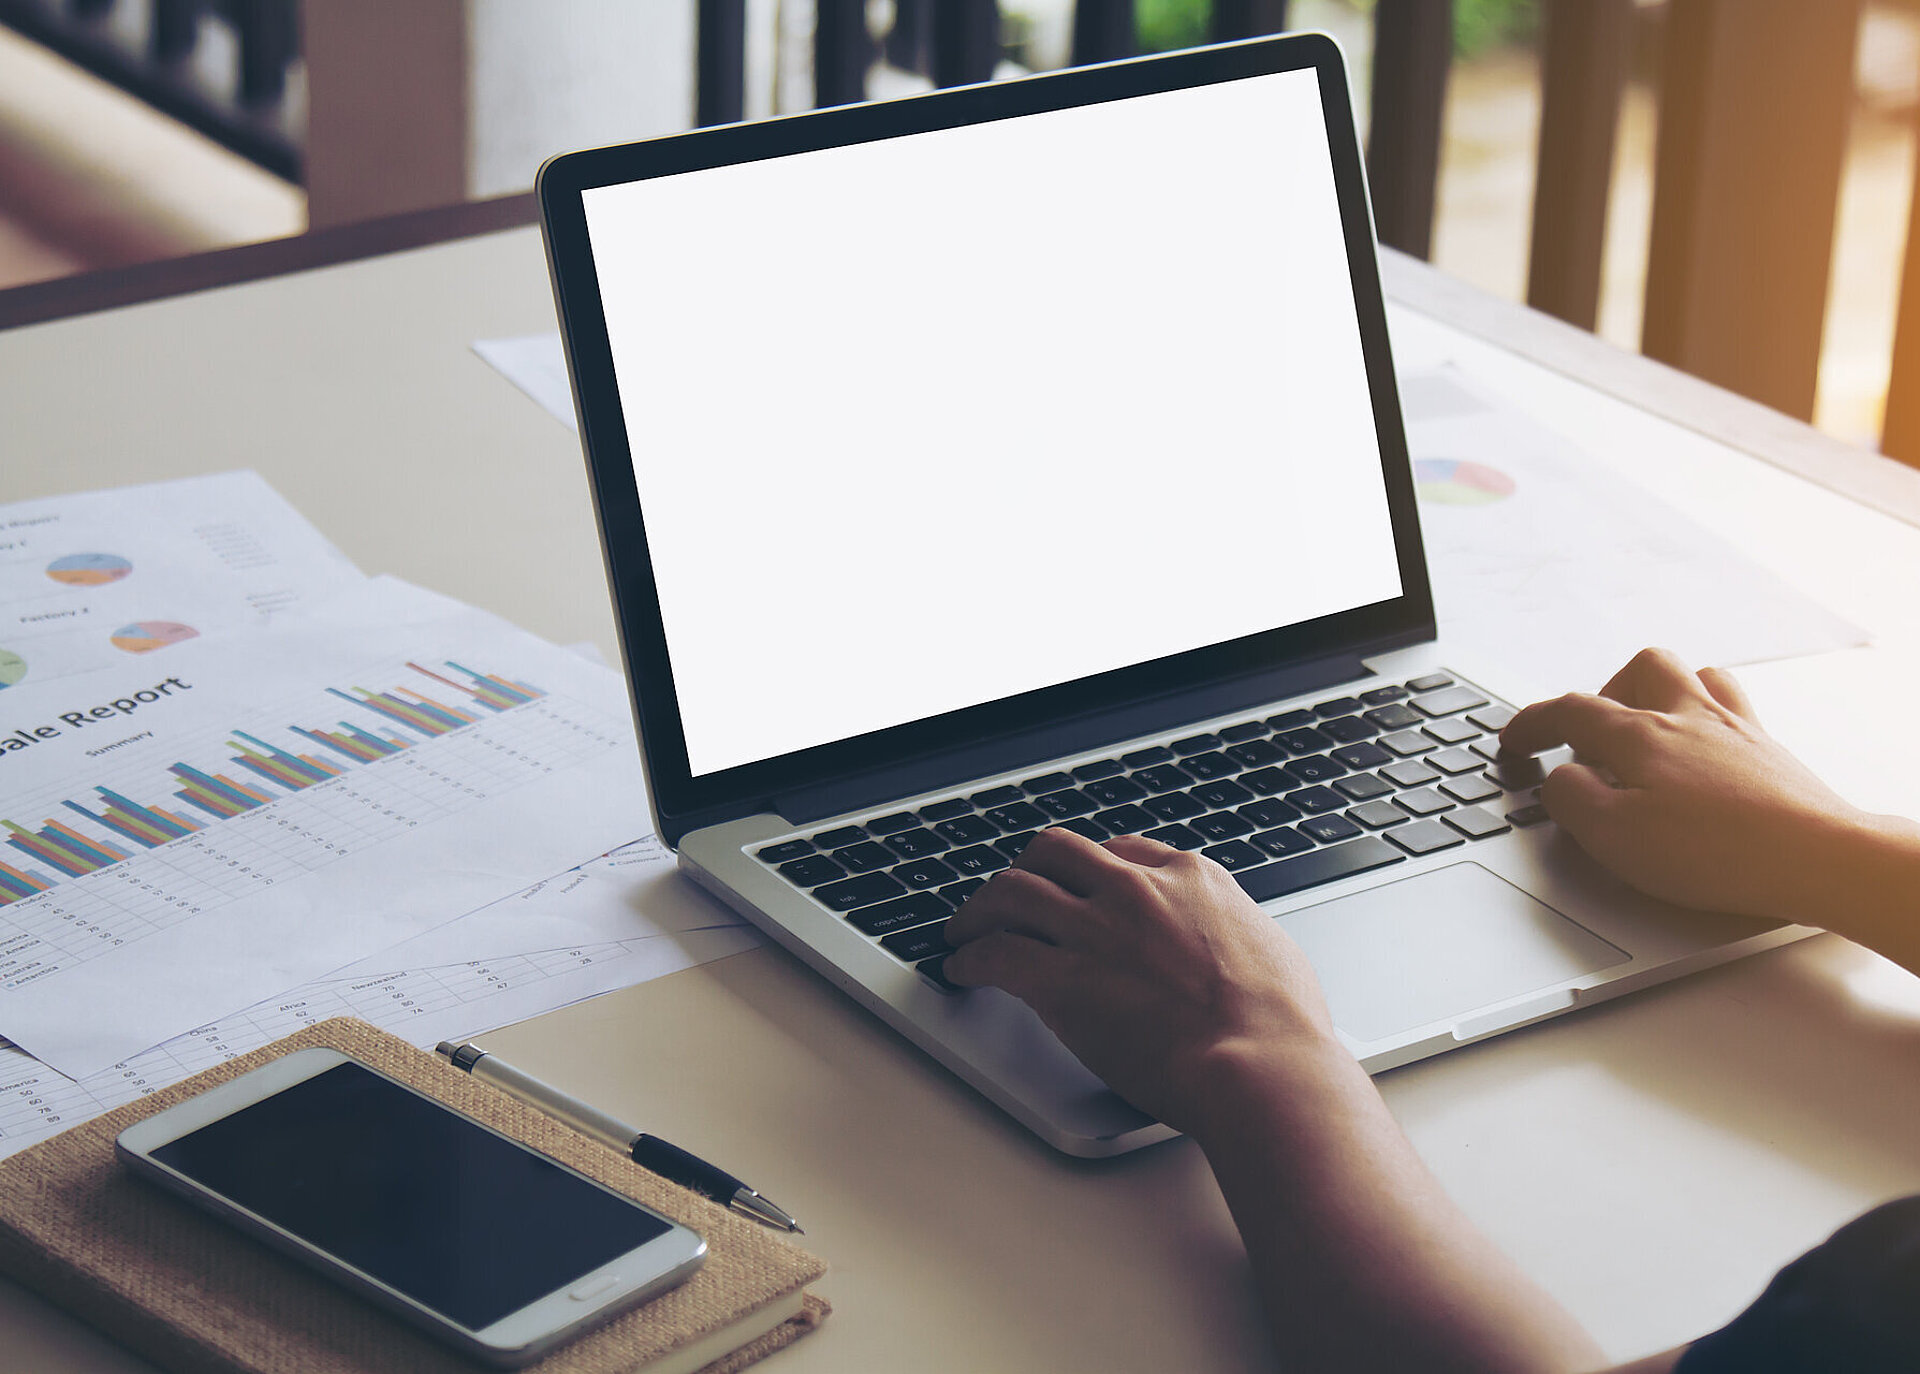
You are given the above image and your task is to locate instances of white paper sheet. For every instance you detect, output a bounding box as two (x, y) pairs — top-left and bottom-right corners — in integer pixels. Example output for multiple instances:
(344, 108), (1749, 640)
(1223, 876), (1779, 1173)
(0, 839), (760, 1160)
(1400, 369), (1867, 691)
(473, 334), (577, 429)
(0, 471), (363, 692)
(0, 576), (659, 1078)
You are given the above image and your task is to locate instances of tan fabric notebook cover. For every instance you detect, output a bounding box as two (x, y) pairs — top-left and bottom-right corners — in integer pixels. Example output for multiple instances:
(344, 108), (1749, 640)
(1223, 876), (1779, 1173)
(0, 1017), (829, 1374)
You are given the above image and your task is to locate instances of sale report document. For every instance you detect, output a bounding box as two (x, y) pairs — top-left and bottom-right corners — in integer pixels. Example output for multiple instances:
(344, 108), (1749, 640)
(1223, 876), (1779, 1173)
(0, 576), (656, 1078)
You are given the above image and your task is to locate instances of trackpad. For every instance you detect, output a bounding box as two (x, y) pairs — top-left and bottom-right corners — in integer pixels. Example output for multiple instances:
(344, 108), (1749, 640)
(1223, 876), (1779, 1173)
(1278, 862), (1630, 1043)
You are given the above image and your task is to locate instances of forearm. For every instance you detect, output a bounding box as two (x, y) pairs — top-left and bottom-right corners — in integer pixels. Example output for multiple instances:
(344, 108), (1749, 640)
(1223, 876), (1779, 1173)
(1188, 1038), (1605, 1374)
(1804, 812), (1920, 977)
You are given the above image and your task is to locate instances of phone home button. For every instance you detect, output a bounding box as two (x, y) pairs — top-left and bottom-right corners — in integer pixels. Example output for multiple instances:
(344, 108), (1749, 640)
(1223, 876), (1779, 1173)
(568, 1274), (622, 1302)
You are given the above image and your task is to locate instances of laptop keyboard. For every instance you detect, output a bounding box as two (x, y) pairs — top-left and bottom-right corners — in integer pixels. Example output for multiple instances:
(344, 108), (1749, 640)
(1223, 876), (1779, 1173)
(751, 673), (1548, 991)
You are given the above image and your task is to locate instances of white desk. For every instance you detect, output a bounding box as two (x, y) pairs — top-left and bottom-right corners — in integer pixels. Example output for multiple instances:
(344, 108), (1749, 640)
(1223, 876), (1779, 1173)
(7, 224), (1920, 1371)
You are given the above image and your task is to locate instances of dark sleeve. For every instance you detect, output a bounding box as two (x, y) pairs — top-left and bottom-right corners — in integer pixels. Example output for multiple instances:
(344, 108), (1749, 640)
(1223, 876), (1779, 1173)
(1675, 1196), (1920, 1373)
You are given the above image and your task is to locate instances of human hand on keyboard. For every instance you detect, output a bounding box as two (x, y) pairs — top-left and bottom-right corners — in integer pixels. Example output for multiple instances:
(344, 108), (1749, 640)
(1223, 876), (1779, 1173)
(940, 826), (1348, 1133)
(1501, 647), (1889, 927)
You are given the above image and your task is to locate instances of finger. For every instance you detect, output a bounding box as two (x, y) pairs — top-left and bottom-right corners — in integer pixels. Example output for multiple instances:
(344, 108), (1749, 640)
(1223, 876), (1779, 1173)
(1696, 665), (1759, 723)
(1012, 825), (1132, 898)
(945, 867), (1080, 947)
(1538, 760), (1622, 835)
(1101, 833), (1180, 867)
(1500, 693), (1641, 760)
(1599, 647), (1705, 712)
(941, 929), (1072, 1003)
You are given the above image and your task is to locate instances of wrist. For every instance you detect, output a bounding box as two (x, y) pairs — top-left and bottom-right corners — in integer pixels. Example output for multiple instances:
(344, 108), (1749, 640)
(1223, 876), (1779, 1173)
(1806, 811), (1920, 941)
(1176, 1026), (1372, 1151)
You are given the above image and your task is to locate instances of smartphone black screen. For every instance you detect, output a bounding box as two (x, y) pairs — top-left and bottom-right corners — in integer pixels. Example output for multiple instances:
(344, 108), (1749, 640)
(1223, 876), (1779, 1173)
(151, 1062), (672, 1330)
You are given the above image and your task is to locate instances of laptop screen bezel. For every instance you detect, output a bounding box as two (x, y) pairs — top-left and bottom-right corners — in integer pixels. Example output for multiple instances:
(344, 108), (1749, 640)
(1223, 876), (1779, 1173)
(540, 33), (1434, 842)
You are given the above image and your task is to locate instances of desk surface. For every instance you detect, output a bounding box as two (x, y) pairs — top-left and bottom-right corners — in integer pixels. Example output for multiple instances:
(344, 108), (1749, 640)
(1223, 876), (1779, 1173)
(7, 224), (1920, 1372)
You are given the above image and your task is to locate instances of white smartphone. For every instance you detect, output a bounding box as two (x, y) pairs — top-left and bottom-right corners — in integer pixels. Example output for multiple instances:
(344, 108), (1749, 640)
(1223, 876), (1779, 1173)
(116, 1047), (707, 1367)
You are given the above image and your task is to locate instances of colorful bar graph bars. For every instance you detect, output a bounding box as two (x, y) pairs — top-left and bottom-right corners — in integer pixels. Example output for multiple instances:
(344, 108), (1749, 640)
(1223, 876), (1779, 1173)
(0, 659), (546, 897)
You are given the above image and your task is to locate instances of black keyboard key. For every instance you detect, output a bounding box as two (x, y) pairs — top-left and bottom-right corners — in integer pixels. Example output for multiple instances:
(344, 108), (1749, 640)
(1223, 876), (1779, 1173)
(892, 856), (957, 889)
(1201, 839), (1265, 871)
(1081, 777), (1148, 808)
(1275, 726), (1333, 754)
(1423, 717), (1479, 745)
(917, 954), (961, 992)
(881, 923), (954, 962)
(1441, 774), (1503, 805)
(1395, 787), (1452, 817)
(1320, 715), (1375, 744)
(1239, 766), (1299, 795)
(1333, 772), (1394, 801)
(1238, 796), (1300, 828)
(1143, 791), (1207, 821)
(833, 841), (896, 873)
(1071, 759), (1125, 782)
(1286, 754), (1347, 783)
(1055, 817), (1109, 841)
(945, 845), (1011, 877)
(779, 854), (847, 886)
(1022, 771), (1076, 796)
(1226, 738), (1288, 768)
(1428, 747), (1483, 775)
(1120, 746), (1174, 769)
(1094, 804), (1156, 835)
(1386, 819), (1465, 856)
(1172, 733), (1222, 756)
(1144, 823), (1206, 850)
(985, 800), (1049, 830)
(1347, 800), (1409, 829)
(868, 811), (921, 834)
(815, 871), (909, 911)
(1219, 721), (1268, 743)
(1365, 703), (1423, 731)
(1332, 741), (1393, 770)
(1507, 802), (1551, 828)
(1291, 785), (1346, 814)
(938, 878), (987, 907)
(1181, 751), (1240, 780)
(1443, 805), (1511, 839)
(935, 814), (999, 846)
(1406, 673), (1455, 692)
(1266, 708), (1316, 732)
(1234, 836), (1405, 901)
(969, 784), (1025, 808)
(1413, 685), (1489, 717)
(1191, 779), (1255, 809)
(758, 839), (814, 864)
(1191, 811), (1255, 842)
(1034, 788), (1099, 818)
(1467, 704), (1516, 732)
(885, 828), (949, 859)
(847, 891), (951, 936)
(812, 825), (866, 850)
(1380, 730), (1435, 756)
(1360, 685), (1409, 705)
(1250, 826), (1315, 859)
(1314, 696), (1363, 718)
(1489, 756), (1547, 790)
(1133, 763), (1193, 793)
(1380, 760), (1439, 788)
(992, 830), (1040, 858)
(918, 798), (973, 822)
(1300, 813), (1363, 844)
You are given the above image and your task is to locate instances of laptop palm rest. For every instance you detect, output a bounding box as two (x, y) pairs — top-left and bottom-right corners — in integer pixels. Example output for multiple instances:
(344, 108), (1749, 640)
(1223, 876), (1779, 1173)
(1279, 863), (1631, 1044)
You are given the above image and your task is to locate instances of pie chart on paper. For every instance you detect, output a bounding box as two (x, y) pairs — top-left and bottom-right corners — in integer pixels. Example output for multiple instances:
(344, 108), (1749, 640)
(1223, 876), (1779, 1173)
(1413, 458), (1515, 507)
(0, 649), (24, 689)
(111, 621), (199, 653)
(46, 552), (133, 586)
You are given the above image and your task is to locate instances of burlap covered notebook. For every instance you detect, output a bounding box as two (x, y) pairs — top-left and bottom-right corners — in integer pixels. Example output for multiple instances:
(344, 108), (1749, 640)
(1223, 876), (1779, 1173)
(0, 1017), (828, 1374)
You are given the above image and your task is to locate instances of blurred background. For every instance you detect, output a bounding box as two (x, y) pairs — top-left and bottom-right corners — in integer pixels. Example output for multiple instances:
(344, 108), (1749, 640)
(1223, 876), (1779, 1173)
(0, 0), (1914, 455)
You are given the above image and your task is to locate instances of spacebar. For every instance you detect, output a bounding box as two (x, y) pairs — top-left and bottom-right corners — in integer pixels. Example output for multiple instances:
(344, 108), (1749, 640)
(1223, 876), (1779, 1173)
(1232, 837), (1405, 903)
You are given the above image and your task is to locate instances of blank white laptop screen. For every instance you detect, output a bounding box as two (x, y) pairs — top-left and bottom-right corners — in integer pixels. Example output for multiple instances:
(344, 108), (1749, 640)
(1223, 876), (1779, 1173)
(583, 65), (1402, 778)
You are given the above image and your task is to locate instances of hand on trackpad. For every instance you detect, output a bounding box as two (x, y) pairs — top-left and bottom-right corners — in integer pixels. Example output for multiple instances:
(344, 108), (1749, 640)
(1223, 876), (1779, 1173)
(1278, 862), (1629, 1044)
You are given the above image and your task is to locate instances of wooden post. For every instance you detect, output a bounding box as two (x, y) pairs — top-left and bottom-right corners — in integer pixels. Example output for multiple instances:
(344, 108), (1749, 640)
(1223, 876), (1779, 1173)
(1210, 0), (1289, 44)
(697, 0), (746, 126)
(1366, 0), (1452, 262)
(1071, 0), (1133, 65)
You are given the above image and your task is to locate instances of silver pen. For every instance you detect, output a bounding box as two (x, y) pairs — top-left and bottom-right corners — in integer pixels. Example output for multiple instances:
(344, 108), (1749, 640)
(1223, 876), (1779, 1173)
(435, 1041), (802, 1233)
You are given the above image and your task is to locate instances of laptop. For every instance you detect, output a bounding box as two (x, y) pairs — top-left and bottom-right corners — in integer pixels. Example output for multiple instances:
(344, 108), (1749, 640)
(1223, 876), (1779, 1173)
(537, 33), (1800, 1156)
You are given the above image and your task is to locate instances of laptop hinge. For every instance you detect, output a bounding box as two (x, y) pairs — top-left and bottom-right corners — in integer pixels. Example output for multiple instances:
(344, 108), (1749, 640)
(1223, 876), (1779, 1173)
(774, 651), (1372, 829)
